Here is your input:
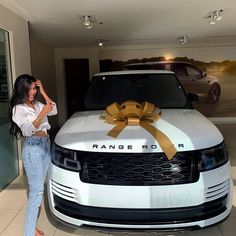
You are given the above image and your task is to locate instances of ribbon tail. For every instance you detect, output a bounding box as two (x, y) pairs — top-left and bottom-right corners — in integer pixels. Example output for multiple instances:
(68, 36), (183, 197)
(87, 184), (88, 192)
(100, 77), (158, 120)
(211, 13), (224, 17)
(140, 122), (177, 160)
(107, 122), (127, 138)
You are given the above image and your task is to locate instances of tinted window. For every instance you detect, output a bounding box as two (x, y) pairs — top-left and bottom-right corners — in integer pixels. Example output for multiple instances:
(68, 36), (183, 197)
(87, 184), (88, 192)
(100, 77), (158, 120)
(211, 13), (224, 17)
(153, 64), (166, 70)
(171, 64), (187, 76)
(185, 65), (201, 77)
(85, 73), (188, 109)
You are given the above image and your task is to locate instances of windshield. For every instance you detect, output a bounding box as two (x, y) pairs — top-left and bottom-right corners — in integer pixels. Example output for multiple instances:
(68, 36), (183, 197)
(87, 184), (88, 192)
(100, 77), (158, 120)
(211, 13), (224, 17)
(85, 73), (189, 109)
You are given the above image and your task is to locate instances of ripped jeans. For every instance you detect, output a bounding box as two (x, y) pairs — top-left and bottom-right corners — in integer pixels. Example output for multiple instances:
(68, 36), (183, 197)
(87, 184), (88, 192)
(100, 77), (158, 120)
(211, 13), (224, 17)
(22, 136), (50, 236)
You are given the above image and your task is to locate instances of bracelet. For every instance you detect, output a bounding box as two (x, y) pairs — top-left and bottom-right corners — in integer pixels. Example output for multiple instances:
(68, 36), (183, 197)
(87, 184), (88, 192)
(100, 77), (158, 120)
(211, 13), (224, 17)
(35, 116), (42, 122)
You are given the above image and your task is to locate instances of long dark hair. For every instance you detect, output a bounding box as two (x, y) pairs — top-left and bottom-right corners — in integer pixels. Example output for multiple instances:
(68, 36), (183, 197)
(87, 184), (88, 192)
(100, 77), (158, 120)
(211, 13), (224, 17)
(9, 74), (38, 139)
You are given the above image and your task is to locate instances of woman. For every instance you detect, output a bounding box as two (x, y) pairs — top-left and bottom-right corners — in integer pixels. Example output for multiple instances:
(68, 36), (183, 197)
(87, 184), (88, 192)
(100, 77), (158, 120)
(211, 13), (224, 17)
(9, 74), (57, 236)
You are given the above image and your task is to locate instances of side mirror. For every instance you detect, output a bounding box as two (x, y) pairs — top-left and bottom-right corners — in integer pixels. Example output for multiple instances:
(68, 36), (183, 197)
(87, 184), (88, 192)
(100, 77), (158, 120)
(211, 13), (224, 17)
(188, 92), (198, 103)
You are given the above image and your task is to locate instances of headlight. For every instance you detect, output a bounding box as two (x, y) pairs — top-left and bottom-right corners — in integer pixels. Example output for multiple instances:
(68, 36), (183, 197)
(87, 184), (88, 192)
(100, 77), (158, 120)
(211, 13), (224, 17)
(198, 142), (229, 172)
(51, 143), (81, 172)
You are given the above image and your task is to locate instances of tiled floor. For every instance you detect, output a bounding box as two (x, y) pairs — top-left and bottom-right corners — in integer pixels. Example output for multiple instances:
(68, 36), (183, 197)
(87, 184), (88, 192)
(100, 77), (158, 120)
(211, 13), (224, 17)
(0, 124), (236, 236)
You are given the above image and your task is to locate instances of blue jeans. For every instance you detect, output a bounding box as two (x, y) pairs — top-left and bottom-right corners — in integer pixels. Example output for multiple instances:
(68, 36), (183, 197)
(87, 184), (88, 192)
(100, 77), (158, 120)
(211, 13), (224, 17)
(22, 136), (50, 236)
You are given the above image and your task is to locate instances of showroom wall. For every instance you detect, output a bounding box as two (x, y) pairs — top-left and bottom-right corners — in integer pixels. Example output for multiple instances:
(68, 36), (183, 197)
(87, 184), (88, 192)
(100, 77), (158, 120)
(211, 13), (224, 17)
(55, 47), (100, 125)
(99, 44), (236, 62)
(0, 3), (31, 77)
(54, 43), (236, 123)
(30, 32), (59, 130)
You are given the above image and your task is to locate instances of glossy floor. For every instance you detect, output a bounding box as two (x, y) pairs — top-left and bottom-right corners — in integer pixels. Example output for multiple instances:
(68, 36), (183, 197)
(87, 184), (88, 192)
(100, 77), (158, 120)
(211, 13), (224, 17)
(0, 124), (236, 236)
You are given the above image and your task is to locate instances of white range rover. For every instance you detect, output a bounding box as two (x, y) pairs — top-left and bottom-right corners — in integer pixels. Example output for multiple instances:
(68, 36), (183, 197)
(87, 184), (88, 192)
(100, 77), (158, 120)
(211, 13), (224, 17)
(48, 70), (232, 229)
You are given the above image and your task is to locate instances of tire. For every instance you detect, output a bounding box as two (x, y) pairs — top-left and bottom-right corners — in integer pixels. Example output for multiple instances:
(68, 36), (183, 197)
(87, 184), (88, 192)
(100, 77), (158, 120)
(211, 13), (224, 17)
(207, 83), (221, 104)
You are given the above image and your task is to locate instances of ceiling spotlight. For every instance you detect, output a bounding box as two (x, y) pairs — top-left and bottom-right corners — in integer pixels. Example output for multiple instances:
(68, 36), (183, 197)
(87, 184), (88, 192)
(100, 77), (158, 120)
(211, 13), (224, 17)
(97, 39), (109, 47)
(210, 13), (216, 24)
(80, 15), (96, 29)
(178, 36), (187, 45)
(207, 10), (223, 25)
(98, 41), (103, 47)
(216, 9), (223, 21)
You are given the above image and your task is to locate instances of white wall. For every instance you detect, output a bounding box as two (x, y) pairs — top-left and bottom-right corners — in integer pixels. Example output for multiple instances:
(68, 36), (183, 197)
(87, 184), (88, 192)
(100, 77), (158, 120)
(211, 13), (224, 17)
(0, 3), (31, 79)
(30, 32), (59, 130)
(99, 45), (236, 62)
(55, 47), (99, 125)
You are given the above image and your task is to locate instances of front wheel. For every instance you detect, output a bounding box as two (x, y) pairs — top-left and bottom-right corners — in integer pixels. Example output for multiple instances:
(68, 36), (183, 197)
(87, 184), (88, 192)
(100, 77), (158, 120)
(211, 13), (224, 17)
(207, 83), (221, 104)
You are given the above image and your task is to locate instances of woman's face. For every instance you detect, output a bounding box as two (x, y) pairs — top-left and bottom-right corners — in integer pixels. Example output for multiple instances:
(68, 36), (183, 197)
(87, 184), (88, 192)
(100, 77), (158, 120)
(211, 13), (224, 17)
(27, 82), (37, 102)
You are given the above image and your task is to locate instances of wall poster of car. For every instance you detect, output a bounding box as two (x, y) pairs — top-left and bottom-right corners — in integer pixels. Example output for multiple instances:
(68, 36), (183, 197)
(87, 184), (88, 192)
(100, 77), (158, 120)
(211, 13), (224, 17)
(99, 56), (236, 117)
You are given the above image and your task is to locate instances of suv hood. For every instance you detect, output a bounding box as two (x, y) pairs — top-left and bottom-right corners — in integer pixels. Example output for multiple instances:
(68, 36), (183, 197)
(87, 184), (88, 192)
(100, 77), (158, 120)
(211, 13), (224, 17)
(55, 109), (223, 152)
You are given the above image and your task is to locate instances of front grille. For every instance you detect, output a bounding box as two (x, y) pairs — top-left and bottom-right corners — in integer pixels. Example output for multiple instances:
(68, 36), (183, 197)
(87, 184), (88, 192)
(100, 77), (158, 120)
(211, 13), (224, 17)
(79, 151), (199, 185)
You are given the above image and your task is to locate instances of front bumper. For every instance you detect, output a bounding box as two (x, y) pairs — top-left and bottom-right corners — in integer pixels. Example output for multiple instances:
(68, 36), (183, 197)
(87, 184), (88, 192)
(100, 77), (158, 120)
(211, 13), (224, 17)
(47, 161), (232, 229)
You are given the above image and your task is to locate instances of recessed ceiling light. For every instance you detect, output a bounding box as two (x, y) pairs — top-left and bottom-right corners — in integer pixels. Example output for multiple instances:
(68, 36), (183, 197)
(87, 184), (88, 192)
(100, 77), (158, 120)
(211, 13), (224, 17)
(97, 39), (109, 47)
(207, 9), (224, 25)
(178, 36), (188, 45)
(79, 15), (96, 29)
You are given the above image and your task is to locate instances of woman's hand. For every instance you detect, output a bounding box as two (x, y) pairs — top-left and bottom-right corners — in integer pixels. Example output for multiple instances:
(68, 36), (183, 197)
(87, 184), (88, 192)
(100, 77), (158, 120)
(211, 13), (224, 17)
(35, 79), (52, 103)
(35, 80), (45, 95)
(42, 102), (54, 115)
(33, 102), (54, 128)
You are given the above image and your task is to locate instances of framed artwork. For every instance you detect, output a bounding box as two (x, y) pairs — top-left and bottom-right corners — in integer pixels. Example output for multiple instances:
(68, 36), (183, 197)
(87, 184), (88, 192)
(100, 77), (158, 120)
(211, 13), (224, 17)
(99, 56), (236, 117)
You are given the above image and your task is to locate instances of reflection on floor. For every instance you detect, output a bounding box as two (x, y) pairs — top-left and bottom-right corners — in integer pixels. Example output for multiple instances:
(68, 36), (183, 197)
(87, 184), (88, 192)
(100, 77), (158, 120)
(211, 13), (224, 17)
(0, 124), (236, 236)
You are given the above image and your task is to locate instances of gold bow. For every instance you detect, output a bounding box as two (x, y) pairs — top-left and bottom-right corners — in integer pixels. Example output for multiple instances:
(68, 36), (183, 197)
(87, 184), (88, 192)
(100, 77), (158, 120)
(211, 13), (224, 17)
(101, 100), (177, 160)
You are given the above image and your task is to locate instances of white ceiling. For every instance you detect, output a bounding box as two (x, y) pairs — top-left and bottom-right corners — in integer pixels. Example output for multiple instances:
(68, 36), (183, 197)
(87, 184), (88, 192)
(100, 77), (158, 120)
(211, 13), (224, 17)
(1, 0), (236, 48)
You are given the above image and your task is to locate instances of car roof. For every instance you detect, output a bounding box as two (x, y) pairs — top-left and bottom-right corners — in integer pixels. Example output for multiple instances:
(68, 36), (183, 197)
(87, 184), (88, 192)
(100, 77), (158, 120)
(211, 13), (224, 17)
(94, 70), (174, 76)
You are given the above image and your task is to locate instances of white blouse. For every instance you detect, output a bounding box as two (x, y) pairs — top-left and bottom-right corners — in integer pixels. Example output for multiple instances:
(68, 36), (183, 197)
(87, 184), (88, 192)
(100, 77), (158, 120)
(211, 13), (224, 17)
(12, 101), (58, 137)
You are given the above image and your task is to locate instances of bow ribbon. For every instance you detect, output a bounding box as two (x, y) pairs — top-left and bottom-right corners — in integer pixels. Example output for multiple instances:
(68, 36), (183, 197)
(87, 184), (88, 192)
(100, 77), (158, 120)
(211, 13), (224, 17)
(101, 100), (177, 160)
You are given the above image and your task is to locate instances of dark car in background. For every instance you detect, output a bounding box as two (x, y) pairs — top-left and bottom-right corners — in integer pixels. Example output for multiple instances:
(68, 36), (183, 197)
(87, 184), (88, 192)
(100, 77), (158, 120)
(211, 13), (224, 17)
(126, 61), (221, 104)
